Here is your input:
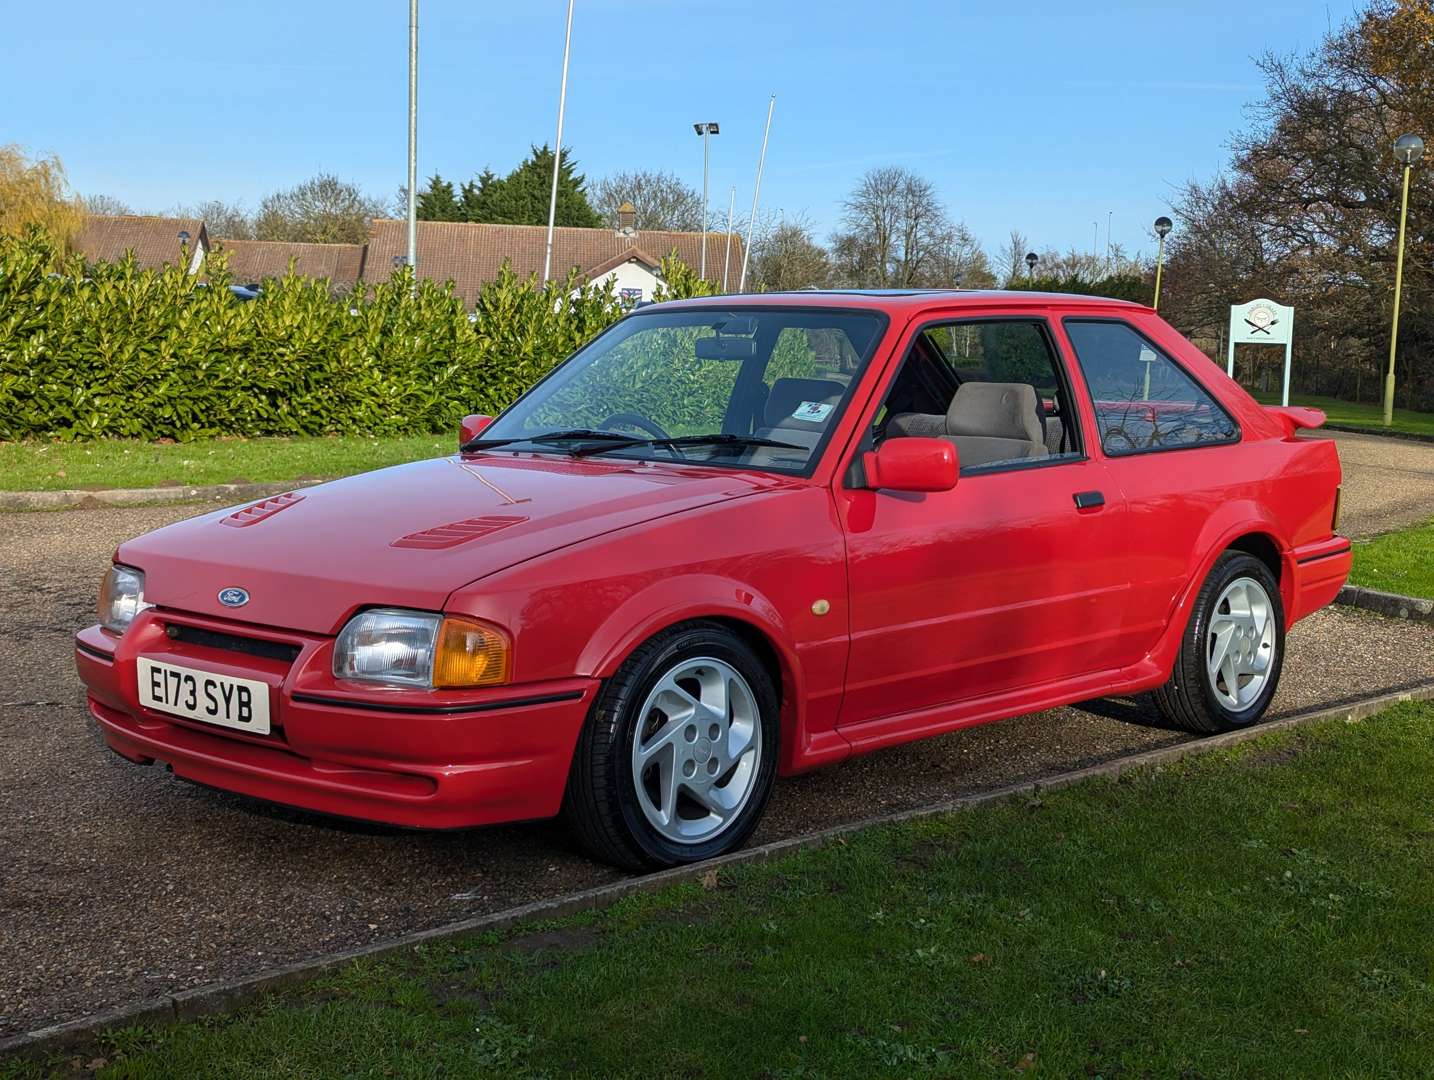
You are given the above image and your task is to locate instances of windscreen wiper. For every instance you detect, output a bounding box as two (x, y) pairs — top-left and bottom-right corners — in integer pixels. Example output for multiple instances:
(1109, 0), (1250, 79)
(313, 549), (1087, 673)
(571, 433), (806, 458)
(460, 428), (638, 454)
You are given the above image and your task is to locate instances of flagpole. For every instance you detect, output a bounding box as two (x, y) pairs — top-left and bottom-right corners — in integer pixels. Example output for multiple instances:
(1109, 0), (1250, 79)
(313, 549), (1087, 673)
(405, 0), (418, 293)
(542, 0), (575, 283)
(739, 94), (775, 292)
(722, 185), (736, 292)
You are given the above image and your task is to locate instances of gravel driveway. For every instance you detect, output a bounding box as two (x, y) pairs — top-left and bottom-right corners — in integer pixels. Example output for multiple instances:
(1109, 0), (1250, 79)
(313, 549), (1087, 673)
(1310, 428), (1434, 538)
(4, 434), (1433, 1038)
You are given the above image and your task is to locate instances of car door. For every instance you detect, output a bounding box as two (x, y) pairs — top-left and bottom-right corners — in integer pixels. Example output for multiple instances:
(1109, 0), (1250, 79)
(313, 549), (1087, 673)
(834, 312), (1133, 733)
(1056, 315), (1248, 656)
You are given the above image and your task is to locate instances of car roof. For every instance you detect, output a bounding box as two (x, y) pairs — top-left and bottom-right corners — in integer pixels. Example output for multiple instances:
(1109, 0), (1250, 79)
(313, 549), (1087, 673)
(645, 289), (1152, 315)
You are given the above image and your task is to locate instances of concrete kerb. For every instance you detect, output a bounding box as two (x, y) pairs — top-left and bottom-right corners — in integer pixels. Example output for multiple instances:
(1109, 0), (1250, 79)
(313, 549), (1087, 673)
(0, 480), (320, 512)
(5, 678), (1433, 1063)
(1336, 584), (1434, 624)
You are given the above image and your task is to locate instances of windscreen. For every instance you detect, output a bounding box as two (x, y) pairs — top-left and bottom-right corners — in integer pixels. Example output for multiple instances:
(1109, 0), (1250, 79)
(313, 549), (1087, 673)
(480, 308), (887, 474)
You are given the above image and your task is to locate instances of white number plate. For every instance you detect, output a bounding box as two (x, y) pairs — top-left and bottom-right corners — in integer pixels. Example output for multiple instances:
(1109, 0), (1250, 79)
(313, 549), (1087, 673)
(137, 657), (271, 735)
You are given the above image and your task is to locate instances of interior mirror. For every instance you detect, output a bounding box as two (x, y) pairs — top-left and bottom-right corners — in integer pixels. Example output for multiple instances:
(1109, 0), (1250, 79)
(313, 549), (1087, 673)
(861, 437), (958, 493)
(459, 414), (493, 448)
(695, 336), (758, 361)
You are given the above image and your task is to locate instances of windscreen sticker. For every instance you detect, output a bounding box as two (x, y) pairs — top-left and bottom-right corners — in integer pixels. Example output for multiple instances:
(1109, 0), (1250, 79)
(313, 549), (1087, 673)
(791, 401), (834, 423)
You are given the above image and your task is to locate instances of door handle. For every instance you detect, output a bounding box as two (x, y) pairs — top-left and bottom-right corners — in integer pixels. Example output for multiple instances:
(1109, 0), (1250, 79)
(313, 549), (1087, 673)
(1073, 490), (1105, 509)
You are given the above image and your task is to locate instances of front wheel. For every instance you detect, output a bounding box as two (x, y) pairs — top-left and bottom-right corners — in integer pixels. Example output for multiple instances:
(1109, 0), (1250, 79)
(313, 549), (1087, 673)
(1154, 551), (1285, 733)
(562, 622), (780, 870)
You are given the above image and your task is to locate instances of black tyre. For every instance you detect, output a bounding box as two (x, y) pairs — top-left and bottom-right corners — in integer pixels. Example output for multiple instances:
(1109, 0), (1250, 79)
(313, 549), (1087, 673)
(561, 621), (780, 870)
(1154, 551), (1285, 733)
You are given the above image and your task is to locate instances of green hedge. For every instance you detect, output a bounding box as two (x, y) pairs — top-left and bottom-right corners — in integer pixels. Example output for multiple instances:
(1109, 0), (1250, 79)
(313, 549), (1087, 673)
(0, 231), (712, 441)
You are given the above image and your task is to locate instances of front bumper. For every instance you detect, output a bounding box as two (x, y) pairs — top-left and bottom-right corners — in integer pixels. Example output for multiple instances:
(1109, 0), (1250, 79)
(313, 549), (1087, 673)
(76, 609), (598, 829)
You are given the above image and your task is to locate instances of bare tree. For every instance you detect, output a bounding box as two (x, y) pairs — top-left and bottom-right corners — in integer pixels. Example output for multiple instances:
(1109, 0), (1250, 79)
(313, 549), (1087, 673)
(254, 174), (385, 245)
(751, 215), (831, 291)
(830, 167), (953, 287)
(1002, 229), (1030, 285)
(927, 221), (996, 288)
(590, 170), (703, 232)
(188, 199), (254, 240)
(79, 193), (134, 216)
(1158, 1), (1434, 407)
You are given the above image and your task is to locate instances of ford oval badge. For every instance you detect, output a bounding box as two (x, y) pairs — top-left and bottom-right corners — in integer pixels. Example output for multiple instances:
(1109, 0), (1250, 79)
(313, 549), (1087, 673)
(217, 587), (250, 608)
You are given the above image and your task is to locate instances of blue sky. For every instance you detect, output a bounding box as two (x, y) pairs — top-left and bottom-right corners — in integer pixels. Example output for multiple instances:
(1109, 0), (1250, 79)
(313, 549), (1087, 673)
(8, 1), (1353, 259)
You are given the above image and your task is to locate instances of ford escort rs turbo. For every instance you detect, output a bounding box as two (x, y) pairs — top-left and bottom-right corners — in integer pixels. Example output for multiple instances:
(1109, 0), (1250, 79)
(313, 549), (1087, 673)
(76, 291), (1350, 869)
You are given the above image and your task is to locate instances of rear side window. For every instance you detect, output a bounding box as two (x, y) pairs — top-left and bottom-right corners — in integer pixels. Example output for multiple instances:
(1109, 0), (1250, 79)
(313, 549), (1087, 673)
(1064, 320), (1238, 456)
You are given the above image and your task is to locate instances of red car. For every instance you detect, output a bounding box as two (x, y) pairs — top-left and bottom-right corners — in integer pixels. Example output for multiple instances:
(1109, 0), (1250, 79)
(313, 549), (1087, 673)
(76, 291), (1350, 869)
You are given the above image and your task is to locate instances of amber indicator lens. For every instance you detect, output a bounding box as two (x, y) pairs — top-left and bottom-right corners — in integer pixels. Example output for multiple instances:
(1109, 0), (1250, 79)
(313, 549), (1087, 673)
(433, 616), (511, 688)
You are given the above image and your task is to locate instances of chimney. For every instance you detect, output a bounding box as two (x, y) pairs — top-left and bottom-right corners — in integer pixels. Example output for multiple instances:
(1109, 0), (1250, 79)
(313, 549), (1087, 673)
(616, 201), (637, 237)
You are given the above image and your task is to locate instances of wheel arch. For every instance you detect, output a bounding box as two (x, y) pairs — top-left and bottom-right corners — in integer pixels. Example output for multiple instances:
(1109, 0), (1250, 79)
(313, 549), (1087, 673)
(1145, 508), (1292, 680)
(1225, 530), (1284, 587)
(576, 578), (807, 769)
(1179, 508), (1291, 623)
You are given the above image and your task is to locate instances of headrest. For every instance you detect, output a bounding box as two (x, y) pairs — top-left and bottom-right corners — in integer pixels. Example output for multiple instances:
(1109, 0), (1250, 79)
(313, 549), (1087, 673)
(945, 383), (1043, 444)
(764, 378), (845, 427)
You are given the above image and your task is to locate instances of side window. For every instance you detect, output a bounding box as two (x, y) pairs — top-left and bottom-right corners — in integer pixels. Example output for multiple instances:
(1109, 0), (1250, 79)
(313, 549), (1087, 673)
(1064, 320), (1238, 456)
(878, 318), (1082, 472)
(923, 321), (1060, 399)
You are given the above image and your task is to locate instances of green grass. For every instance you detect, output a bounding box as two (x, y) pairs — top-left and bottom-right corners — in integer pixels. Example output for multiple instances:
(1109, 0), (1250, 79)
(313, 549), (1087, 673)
(1248, 390), (1434, 437)
(10, 702), (1434, 1079)
(0, 435), (452, 492)
(1351, 518), (1434, 599)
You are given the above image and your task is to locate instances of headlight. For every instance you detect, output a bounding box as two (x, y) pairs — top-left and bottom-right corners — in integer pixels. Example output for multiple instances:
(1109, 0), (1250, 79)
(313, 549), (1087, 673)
(333, 608), (510, 690)
(98, 564), (149, 634)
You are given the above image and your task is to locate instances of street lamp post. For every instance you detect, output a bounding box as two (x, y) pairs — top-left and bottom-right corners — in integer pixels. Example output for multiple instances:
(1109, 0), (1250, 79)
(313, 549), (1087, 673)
(1024, 251), (1037, 280)
(693, 122), (719, 280)
(1152, 216), (1172, 310)
(1384, 133), (1424, 426)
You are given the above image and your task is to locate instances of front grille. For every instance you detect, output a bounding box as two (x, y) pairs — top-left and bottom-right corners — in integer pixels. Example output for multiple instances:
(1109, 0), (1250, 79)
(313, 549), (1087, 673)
(165, 623), (302, 663)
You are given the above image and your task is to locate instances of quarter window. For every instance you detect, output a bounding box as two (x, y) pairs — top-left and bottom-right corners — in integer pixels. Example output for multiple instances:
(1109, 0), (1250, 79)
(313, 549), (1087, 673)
(1064, 320), (1238, 456)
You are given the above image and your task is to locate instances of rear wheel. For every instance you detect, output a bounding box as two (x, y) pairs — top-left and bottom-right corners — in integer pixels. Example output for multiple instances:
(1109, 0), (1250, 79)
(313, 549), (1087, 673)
(1154, 551), (1284, 733)
(562, 622), (779, 870)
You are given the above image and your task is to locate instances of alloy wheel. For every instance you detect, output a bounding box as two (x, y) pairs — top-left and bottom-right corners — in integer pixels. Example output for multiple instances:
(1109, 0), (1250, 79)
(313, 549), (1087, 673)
(1205, 575), (1277, 711)
(630, 656), (762, 844)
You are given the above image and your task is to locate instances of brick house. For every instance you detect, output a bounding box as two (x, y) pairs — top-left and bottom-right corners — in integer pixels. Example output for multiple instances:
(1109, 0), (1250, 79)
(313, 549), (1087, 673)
(363, 206), (743, 307)
(209, 239), (367, 290)
(72, 215), (208, 273)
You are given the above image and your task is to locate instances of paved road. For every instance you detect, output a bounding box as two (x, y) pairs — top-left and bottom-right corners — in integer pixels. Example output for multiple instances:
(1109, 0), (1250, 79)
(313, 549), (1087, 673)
(3, 433), (1433, 1037)
(1311, 428), (1434, 538)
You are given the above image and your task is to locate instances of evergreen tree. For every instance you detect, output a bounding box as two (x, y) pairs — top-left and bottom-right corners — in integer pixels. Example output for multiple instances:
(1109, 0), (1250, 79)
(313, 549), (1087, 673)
(459, 170), (498, 223)
(458, 147), (601, 228)
(416, 175), (461, 221)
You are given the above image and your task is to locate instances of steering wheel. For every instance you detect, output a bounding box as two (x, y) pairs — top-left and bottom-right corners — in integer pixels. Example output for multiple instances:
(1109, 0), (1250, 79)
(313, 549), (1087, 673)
(1102, 426), (1143, 454)
(598, 412), (683, 457)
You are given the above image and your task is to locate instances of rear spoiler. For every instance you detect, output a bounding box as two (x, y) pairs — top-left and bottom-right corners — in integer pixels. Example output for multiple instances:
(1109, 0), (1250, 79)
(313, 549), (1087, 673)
(1265, 405), (1326, 437)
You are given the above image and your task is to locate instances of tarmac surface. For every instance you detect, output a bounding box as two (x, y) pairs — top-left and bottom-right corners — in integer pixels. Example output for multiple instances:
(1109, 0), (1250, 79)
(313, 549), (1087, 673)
(3, 427), (1432, 1037)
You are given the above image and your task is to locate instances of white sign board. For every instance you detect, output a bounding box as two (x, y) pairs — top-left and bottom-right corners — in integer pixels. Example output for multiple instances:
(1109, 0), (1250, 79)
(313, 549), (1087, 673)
(1227, 298), (1295, 405)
